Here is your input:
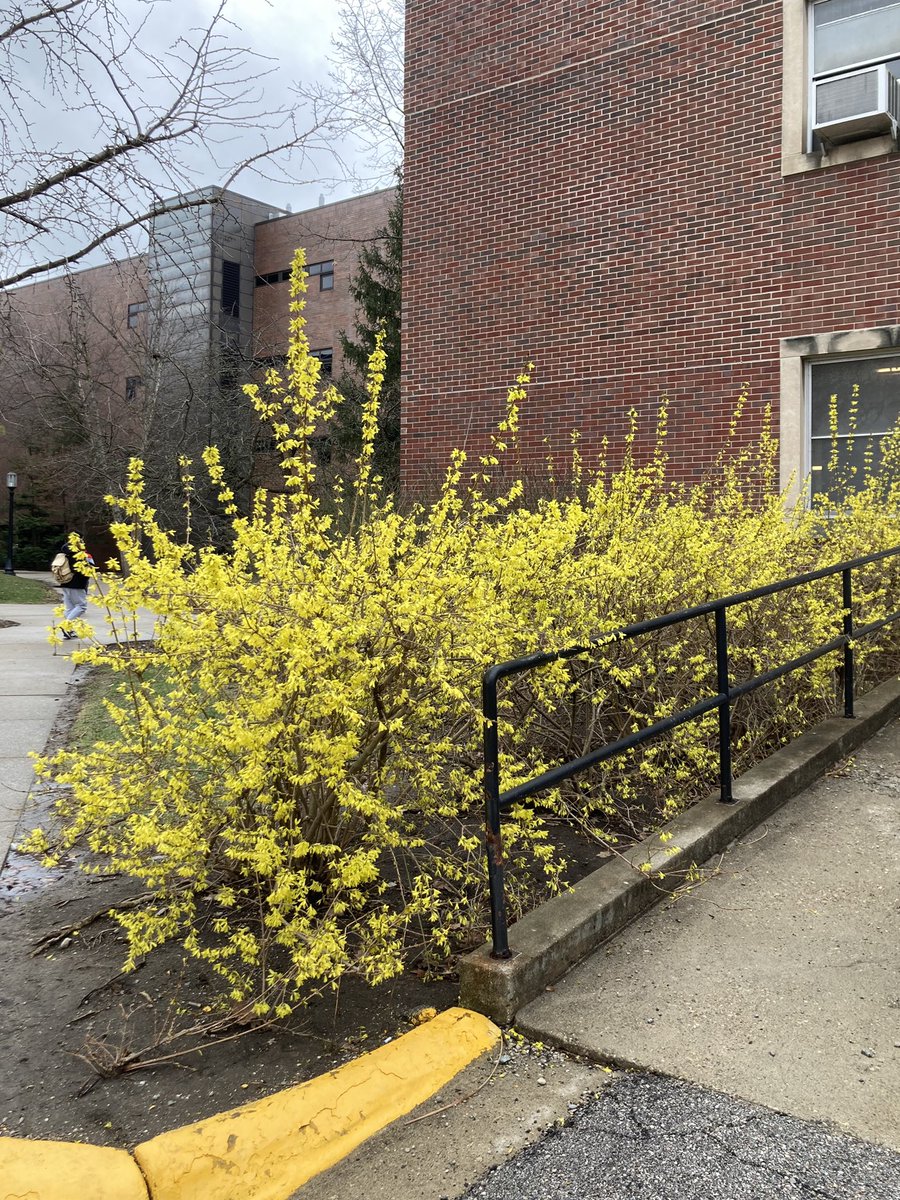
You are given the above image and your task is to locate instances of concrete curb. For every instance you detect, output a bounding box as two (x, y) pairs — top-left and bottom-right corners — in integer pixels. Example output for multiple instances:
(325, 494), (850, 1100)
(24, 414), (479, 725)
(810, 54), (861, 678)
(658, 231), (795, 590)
(0, 1139), (150, 1199)
(0, 1007), (500, 1200)
(459, 676), (900, 1025)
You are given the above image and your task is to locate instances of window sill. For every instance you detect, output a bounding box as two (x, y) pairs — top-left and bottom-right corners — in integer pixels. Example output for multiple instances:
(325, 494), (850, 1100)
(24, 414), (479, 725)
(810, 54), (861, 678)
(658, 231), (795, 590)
(781, 133), (897, 177)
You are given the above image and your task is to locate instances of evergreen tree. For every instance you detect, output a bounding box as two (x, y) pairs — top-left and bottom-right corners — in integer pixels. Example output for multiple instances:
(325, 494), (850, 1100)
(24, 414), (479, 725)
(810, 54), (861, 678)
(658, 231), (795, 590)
(335, 184), (402, 486)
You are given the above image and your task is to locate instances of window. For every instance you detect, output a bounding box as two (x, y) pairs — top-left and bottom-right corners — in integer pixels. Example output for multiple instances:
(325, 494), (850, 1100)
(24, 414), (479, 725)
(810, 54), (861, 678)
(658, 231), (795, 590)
(221, 260), (241, 318)
(781, 0), (900, 173)
(125, 376), (142, 402)
(780, 327), (900, 502)
(254, 262), (334, 290)
(127, 301), (148, 328)
(308, 260), (334, 291)
(254, 269), (291, 287)
(811, 0), (900, 79)
(253, 353), (287, 371)
(809, 0), (900, 149)
(311, 348), (333, 376)
(808, 353), (900, 497)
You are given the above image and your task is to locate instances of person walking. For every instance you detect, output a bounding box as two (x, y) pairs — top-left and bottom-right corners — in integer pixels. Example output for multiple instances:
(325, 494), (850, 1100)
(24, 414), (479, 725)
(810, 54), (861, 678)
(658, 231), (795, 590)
(52, 533), (93, 639)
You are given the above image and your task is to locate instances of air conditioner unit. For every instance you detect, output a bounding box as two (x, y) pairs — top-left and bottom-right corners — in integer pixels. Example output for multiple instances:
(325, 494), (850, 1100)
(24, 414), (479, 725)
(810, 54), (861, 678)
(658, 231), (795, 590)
(813, 64), (900, 148)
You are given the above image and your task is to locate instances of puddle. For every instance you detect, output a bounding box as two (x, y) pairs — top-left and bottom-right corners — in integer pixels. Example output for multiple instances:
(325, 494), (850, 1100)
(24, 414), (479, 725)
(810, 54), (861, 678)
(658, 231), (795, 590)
(0, 847), (75, 898)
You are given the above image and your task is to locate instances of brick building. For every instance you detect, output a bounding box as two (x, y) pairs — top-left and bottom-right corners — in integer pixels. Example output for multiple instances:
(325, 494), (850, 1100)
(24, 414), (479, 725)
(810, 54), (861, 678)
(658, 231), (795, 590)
(254, 188), (399, 375)
(0, 186), (395, 545)
(402, 0), (900, 499)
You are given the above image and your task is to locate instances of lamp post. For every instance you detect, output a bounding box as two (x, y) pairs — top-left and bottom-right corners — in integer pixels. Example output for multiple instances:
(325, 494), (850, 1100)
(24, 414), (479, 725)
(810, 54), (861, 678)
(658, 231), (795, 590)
(4, 472), (16, 575)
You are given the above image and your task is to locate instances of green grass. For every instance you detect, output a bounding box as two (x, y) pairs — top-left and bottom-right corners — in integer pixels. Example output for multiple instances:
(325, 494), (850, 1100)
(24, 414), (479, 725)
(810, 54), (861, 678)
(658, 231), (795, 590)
(69, 662), (174, 752)
(0, 573), (56, 603)
(70, 666), (122, 751)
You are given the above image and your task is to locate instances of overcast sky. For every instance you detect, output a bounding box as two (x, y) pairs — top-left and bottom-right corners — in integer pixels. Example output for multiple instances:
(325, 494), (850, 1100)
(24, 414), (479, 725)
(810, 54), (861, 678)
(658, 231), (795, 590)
(2, 0), (396, 283)
(137, 0), (371, 211)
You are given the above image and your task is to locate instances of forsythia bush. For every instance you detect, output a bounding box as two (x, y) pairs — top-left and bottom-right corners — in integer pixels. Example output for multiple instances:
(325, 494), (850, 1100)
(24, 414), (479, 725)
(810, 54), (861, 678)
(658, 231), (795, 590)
(27, 251), (900, 1015)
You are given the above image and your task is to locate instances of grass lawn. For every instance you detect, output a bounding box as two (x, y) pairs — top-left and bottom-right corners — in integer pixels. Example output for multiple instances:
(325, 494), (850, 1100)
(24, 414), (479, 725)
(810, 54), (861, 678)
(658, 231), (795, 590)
(69, 662), (172, 751)
(0, 573), (56, 604)
(69, 665), (121, 750)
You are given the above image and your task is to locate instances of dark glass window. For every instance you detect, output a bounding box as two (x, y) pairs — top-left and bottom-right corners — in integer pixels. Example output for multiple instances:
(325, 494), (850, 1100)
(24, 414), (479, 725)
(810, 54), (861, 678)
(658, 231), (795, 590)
(308, 260), (334, 290)
(311, 348), (333, 376)
(809, 354), (900, 496)
(254, 269), (291, 287)
(125, 376), (142, 402)
(254, 263), (333, 290)
(253, 353), (287, 371)
(127, 301), (148, 328)
(221, 260), (241, 318)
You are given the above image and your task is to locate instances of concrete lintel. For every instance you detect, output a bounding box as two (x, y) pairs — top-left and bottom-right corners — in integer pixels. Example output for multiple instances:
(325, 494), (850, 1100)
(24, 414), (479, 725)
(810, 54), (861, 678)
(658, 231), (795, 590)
(459, 676), (900, 1025)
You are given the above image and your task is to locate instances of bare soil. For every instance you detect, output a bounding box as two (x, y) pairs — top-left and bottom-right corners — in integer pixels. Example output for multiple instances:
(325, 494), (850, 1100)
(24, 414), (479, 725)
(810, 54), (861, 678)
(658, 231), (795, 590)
(0, 677), (463, 1150)
(0, 672), (619, 1150)
(0, 838), (460, 1148)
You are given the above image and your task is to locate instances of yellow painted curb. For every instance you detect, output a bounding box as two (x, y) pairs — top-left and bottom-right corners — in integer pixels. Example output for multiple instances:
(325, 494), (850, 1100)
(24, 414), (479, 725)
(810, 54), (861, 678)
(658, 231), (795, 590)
(0, 1137), (149, 1200)
(133, 1006), (500, 1200)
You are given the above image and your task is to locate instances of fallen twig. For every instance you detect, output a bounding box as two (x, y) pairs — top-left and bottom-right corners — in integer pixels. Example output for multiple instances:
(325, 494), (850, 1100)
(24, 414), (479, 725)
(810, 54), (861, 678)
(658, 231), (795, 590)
(31, 893), (151, 956)
(78, 961), (145, 1007)
(402, 1036), (505, 1126)
(72, 1002), (281, 1096)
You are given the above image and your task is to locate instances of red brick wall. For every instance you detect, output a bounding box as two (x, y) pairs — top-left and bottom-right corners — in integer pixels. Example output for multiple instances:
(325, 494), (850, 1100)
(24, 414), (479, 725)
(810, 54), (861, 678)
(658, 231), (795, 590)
(403, 1), (900, 484)
(252, 189), (396, 377)
(0, 257), (148, 496)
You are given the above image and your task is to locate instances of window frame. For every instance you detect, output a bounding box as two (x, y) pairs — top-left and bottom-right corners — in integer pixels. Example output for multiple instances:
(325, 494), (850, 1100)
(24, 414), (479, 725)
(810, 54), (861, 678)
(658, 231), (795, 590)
(127, 301), (148, 329)
(307, 260), (335, 291)
(781, 0), (897, 175)
(125, 375), (142, 402)
(780, 326), (900, 502)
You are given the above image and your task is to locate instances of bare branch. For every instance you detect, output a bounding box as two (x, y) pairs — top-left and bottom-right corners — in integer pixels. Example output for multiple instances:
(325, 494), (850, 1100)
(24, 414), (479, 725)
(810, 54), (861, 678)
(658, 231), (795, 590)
(0, 0), (335, 289)
(293, 0), (404, 189)
(0, 0), (86, 45)
(1, 195), (218, 288)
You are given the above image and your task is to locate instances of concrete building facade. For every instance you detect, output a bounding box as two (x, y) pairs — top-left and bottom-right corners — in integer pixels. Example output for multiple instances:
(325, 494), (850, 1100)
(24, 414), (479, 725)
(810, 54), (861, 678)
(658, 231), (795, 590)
(402, 0), (900, 497)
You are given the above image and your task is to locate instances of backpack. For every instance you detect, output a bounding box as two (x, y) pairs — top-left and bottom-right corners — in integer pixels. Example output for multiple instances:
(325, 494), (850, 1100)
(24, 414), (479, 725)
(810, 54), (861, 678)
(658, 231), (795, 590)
(51, 552), (74, 585)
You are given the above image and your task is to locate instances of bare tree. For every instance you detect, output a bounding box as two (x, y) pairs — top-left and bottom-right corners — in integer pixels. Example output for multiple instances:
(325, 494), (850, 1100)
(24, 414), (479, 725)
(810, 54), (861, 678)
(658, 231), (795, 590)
(0, 0), (334, 289)
(0, 249), (266, 546)
(293, 0), (404, 188)
(0, 267), (141, 538)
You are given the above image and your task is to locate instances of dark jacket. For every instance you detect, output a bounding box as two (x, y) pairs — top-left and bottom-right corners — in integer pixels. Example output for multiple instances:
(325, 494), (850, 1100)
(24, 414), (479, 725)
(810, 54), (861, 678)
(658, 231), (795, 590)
(58, 541), (90, 591)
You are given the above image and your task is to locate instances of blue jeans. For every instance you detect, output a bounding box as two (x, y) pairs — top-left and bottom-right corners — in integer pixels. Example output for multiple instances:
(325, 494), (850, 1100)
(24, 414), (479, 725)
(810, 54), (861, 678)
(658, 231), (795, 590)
(61, 587), (88, 621)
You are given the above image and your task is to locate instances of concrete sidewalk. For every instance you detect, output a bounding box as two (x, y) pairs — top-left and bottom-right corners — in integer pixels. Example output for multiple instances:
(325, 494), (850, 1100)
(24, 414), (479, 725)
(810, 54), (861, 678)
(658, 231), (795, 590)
(0, 573), (156, 867)
(517, 716), (900, 1153)
(0, 576), (78, 866)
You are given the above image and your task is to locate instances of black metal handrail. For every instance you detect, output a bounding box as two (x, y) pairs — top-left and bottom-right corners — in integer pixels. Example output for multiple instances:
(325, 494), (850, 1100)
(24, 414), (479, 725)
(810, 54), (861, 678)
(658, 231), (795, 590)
(482, 544), (900, 958)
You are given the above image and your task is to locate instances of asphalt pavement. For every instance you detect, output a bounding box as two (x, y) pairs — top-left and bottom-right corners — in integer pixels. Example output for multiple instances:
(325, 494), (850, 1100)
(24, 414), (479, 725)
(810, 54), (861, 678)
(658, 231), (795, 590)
(462, 1073), (900, 1200)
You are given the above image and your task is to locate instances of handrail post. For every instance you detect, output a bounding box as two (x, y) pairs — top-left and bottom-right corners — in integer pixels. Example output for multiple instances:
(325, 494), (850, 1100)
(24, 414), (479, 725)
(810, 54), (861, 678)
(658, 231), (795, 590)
(482, 670), (511, 959)
(843, 567), (855, 718)
(716, 606), (735, 803)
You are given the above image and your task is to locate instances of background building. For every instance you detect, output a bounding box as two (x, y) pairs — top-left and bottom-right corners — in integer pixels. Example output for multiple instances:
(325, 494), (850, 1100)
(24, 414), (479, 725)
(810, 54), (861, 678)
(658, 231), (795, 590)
(402, 0), (900, 498)
(0, 186), (395, 560)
